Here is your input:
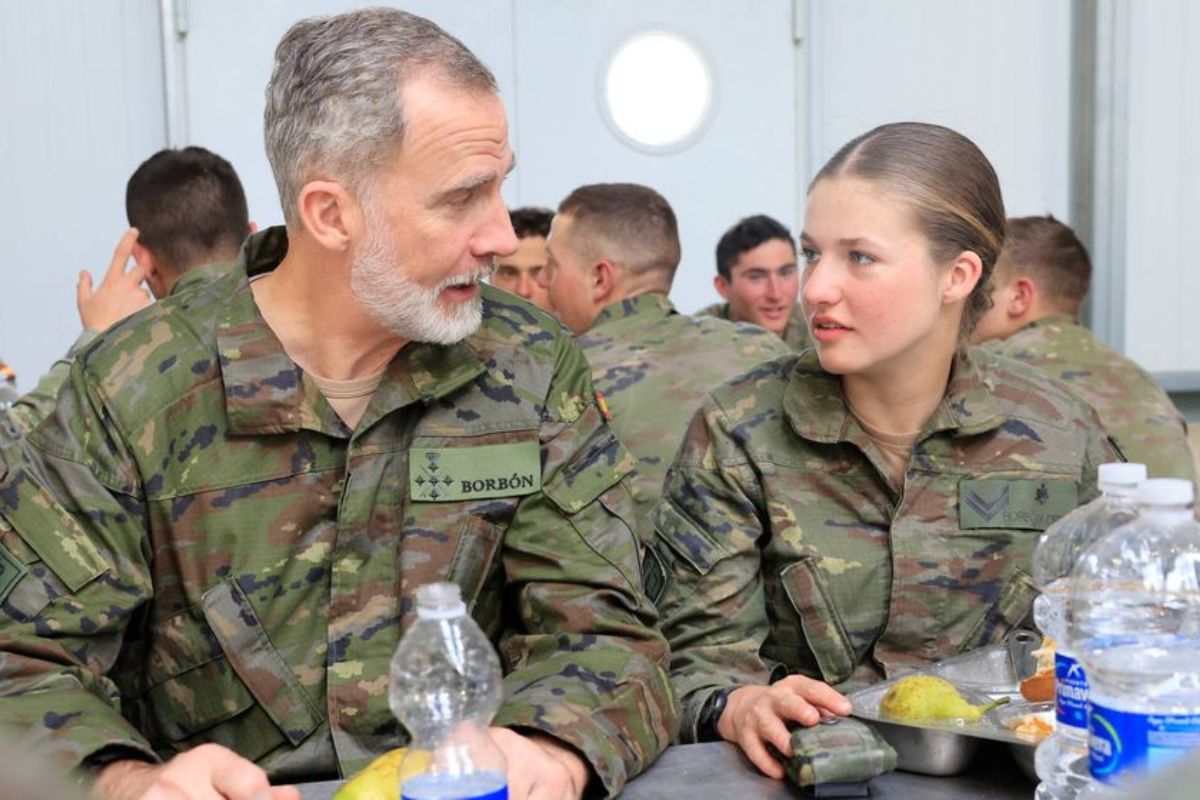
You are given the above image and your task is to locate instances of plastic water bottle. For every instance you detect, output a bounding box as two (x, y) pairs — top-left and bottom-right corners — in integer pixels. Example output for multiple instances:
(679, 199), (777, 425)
(1069, 479), (1200, 797)
(389, 582), (508, 800)
(1032, 463), (1146, 800)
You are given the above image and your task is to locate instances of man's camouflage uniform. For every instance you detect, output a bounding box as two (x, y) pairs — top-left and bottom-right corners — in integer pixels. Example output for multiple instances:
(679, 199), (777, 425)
(578, 293), (790, 532)
(6, 263), (232, 435)
(984, 314), (1195, 482)
(0, 229), (675, 797)
(648, 347), (1117, 742)
(695, 301), (812, 351)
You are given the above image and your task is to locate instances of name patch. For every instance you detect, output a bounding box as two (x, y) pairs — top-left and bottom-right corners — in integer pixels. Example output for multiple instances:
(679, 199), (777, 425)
(959, 478), (1078, 531)
(410, 441), (542, 502)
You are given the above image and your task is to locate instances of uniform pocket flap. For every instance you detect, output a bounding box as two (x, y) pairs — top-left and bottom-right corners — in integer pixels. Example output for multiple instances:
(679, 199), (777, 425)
(1, 468), (106, 592)
(652, 500), (728, 576)
(146, 657), (257, 742)
(201, 579), (325, 746)
(780, 557), (857, 685)
(543, 426), (633, 516)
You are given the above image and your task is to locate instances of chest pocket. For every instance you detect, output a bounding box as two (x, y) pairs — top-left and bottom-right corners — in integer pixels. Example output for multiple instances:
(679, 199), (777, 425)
(136, 579), (324, 761)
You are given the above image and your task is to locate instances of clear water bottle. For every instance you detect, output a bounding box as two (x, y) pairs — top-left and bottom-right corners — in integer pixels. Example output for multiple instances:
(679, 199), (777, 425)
(1033, 463), (1146, 800)
(1069, 478), (1200, 797)
(389, 582), (508, 800)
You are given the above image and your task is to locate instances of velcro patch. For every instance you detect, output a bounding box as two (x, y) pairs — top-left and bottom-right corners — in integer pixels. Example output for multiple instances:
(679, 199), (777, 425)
(959, 478), (1078, 531)
(0, 541), (27, 605)
(410, 441), (542, 502)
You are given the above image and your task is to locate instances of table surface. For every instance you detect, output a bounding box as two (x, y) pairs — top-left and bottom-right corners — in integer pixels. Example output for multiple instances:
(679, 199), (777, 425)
(298, 740), (1034, 799)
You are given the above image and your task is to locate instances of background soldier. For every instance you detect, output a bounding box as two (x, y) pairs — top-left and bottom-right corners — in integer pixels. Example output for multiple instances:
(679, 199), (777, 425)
(9, 146), (252, 433)
(539, 183), (789, 530)
(697, 214), (812, 350)
(973, 214), (1195, 481)
(491, 206), (553, 309)
(0, 9), (672, 800)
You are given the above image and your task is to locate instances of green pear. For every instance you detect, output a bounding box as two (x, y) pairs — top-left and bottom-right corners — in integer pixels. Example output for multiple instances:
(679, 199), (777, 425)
(879, 675), (1009, 723)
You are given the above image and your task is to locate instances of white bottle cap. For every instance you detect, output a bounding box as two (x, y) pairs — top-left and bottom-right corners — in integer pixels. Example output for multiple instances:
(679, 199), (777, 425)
(1098, 462), (1147, 495)
(415, 582), (468, 620)
(1136, 478), (1195, 507)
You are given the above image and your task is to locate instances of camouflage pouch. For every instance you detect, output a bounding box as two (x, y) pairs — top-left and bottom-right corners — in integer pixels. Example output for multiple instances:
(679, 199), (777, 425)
(784, 718), (897, 795)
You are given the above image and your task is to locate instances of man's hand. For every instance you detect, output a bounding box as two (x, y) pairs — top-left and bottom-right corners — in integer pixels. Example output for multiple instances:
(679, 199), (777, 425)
(77, 228), (153, 332)
(91, 745), (299, 800)
(717, 676), (852, 779)
(489, 727), (588, 800)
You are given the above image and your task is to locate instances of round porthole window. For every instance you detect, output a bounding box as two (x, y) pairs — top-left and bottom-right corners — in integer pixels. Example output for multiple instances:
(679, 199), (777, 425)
(601, 30), (715, 153)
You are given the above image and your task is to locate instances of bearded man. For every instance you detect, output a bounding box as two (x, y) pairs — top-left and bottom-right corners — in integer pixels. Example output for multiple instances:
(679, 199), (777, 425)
(0, 9), (674, 800)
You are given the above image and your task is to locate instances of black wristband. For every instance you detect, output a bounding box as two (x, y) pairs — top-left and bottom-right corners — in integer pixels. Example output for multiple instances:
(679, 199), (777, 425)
(697, 686), (735, 742)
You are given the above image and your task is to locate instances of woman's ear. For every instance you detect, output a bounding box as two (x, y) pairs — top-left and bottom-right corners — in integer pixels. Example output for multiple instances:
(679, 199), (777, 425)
(943, 250), (983, 305)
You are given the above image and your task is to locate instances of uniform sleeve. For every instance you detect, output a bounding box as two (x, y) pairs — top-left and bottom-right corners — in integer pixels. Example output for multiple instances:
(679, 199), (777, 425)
(649, 398), (775, 743)
(6, 331), (97, 434)
(0, 356), (157, 772)
(491, 333), (676, 798)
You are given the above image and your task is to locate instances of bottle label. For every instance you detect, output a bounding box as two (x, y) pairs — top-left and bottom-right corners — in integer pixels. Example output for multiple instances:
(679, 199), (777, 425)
(1089, 701), (1200, 784)
(1055, 652), (1089, 731)
(401, 773), (508, 800)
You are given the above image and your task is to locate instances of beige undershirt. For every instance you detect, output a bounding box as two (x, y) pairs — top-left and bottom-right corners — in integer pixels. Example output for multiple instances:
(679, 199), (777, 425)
(309, 371), (385, 429)
(847, 402), (921, 489)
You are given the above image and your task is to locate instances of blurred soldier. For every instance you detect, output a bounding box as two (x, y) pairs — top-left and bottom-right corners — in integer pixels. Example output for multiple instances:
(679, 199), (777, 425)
(10, 146), (252, 433)
(0, 9), (671, 800)
(974, 215), (1194, 480)
(491, 206), (553, 309)
(697, 214), (812, 350)
(0, 357), (16, 410)
(539, 183), (790, 531)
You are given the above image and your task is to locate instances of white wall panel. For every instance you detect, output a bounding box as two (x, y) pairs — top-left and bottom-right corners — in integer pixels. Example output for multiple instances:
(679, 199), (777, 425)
(806, 0), (1072, 220)
(0, 0), (165, 391)
(1122, 0), (1200, 376)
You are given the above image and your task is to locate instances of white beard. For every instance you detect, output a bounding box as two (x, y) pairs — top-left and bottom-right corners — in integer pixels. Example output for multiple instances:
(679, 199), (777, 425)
(350, 218), (493, 345)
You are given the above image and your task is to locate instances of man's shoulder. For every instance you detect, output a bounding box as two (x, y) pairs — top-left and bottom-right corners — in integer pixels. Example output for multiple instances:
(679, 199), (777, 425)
(693, 301), (728, 319)
(73, 270), (238, 408)
(475, 284), (570, 355)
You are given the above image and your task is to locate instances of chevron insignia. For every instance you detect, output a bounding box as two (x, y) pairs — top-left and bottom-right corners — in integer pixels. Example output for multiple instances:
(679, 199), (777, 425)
(963, 484), (1010, 521)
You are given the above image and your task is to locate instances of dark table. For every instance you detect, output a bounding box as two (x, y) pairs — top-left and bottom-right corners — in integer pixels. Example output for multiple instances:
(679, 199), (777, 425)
(298, 740), (1034, 799)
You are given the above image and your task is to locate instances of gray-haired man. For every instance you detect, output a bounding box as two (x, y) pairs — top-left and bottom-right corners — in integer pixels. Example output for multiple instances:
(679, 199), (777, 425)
(0, 8), (674, 800)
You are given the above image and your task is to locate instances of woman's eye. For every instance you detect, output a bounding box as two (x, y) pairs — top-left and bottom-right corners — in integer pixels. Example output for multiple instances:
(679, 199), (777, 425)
(850, 251), (875, 265)
(800, 247), (820, 263)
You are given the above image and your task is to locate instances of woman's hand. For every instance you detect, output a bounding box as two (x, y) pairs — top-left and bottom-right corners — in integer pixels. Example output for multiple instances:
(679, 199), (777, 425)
(717, 676), (852, 779)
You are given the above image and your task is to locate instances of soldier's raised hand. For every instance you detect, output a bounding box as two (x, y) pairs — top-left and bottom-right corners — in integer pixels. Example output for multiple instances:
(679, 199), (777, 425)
(76, 227), (153, 333)
(717, 676), (852, 779)
(91, 744), (300, 800)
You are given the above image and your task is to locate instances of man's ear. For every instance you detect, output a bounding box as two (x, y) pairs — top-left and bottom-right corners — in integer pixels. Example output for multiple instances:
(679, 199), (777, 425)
(132, 242), (170, 298)
(943, 250), (983, 305)
(714, 274), (731, 301)
(247, 221), (259, 235)
(1009, 276), (1037, 317)
(296, 180), (360, 252)
(593, 260), (617, 303)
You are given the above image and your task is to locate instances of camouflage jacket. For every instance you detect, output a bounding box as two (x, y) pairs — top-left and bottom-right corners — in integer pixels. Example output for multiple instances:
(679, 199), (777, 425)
(578, 293), (790, 533)
(7, 263), (231, 435)
(695, 301), (812, 351)
(984, 315), (1194, 482)
(0, 228), (674, 796)
(648, 347), (1116, 741)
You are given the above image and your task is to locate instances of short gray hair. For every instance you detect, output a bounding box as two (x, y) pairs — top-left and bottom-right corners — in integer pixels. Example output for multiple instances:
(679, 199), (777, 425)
(264, 7), (498, 227)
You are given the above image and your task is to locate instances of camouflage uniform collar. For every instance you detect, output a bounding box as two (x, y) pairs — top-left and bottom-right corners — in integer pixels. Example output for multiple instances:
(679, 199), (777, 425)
(218, 227), (486, 437)
(168, 261), (234, 297)
(1020, 313), (1079, 333)
(781, 348), (1004, 444)
(590, 293), (677, 330)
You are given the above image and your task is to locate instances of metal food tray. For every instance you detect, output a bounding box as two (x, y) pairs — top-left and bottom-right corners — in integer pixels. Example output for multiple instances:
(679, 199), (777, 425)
(847, 643), (1049, 777)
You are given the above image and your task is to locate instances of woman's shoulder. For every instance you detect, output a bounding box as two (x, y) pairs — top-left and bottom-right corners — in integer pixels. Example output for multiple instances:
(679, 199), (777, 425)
(707, 349), (824, 411)
(969, 346), (1098, 426)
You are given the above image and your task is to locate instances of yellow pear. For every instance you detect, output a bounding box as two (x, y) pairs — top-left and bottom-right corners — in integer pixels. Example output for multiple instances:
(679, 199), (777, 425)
(334, 748), (432, 800)
(879, 675), (1009, 723)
